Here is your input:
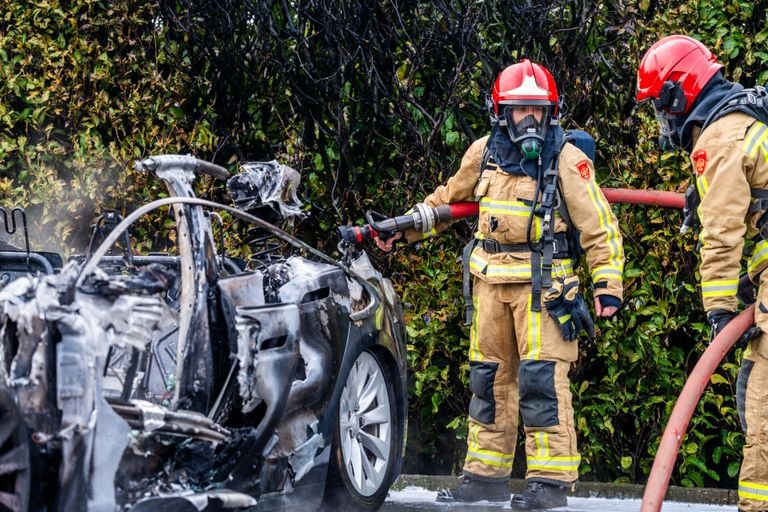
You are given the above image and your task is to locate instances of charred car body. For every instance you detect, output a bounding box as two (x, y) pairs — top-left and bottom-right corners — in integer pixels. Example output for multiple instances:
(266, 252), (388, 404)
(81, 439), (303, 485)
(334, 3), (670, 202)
(0, 156), (407, 512)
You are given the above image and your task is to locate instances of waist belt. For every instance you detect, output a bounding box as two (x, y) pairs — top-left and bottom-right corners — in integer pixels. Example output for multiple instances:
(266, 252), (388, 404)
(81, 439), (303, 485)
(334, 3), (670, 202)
(479, 233), (572, 259)
(461, 232), (576, 324)
(479, 239), (529, 253)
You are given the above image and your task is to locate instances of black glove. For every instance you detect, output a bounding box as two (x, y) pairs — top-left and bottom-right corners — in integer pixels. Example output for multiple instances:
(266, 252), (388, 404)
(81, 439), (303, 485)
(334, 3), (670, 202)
(707, 309), (737, 339)
(376, 229), (398, 242)
(596, 294), (622, 318)
(707, 308), (762, 346)
(544, 277), (595, 342)
(737, 273), (758, 306)
(374, 231), (403, 252)
(597, 295), (621, 310)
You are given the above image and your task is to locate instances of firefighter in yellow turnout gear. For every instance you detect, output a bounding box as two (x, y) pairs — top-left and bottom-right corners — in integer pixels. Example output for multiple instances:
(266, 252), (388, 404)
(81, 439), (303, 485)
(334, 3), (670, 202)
(637, 35), (768, 512)
(377, 60), (624, 510)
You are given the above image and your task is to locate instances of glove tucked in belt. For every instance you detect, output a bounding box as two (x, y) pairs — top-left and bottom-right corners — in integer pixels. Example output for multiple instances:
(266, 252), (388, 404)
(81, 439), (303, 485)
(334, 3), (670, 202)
(544, 275), (595, 342)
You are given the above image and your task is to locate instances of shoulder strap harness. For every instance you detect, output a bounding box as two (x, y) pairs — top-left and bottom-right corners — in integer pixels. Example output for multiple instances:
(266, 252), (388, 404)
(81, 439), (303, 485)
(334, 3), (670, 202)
(461, 131), (584, 323)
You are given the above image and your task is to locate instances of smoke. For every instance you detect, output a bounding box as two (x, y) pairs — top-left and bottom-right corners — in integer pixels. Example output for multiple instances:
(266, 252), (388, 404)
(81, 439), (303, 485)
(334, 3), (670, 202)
(5, 155), (164, 259)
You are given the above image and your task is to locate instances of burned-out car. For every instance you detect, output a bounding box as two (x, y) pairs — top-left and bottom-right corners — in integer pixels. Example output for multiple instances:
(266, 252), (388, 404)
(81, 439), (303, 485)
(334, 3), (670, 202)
(0, 155), (407, 512)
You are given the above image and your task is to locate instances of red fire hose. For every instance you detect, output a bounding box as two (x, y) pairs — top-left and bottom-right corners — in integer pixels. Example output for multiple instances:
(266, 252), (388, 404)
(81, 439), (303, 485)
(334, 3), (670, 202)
(601, 187), (685, 209)
(640, 306), (756, 512)
(412, 188), (688, 218)
(602, 188), (755, 511)
(595, 188), (754, 510)
(337, 188), (686, 245)
(438, 187), (687, 215)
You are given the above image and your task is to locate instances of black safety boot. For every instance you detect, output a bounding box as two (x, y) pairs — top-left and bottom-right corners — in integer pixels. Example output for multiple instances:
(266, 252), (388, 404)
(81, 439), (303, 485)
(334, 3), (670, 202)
(510, 480), (568, 510)
(435, 473), (510, 503)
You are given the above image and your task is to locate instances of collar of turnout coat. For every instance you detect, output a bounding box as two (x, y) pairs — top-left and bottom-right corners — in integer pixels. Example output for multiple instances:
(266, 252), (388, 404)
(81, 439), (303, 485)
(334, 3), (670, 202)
(677, 74), (744, 152)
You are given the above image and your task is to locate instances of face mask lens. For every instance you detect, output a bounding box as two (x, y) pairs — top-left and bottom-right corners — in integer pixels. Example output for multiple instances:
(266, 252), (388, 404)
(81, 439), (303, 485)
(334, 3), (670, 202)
(653, 105), (672, 137)
(501, 105), (549, 160)
(515, 114), (537, 135)
(503, 106), (548, 140)
(652, 104), (678, 151)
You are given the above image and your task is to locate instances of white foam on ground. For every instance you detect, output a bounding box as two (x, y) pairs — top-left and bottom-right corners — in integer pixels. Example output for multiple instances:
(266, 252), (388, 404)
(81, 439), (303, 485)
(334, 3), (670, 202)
(387, 486), (736, 511)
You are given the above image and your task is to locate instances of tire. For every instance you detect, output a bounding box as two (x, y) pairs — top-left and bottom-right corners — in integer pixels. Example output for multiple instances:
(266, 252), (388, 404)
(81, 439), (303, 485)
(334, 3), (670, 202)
(322, 350), (401, 511)
(0, 387), (30, 512)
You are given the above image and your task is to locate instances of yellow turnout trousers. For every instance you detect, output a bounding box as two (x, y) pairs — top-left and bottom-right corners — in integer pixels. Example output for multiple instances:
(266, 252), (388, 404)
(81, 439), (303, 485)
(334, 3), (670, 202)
(463, 278), (580, 485)
(737, 270), (768, 511)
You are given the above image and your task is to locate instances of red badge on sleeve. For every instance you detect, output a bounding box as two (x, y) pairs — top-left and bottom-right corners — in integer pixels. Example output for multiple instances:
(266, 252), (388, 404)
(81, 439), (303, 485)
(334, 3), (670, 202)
(693, 149), (707, 175)
(576, 160), (590, 180)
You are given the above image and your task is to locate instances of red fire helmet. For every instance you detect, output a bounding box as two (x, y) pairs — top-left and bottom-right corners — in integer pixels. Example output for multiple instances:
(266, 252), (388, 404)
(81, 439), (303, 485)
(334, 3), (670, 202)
(491, 59), (559, 118)
(636, 35), (723, 114)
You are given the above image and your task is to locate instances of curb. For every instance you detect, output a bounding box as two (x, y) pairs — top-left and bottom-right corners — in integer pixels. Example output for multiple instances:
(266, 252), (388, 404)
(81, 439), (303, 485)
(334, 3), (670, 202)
(392, 475), (738, 506)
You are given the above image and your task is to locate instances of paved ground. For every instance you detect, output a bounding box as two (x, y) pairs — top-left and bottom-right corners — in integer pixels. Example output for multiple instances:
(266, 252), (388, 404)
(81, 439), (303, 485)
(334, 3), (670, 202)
(383, 475), (738, 511)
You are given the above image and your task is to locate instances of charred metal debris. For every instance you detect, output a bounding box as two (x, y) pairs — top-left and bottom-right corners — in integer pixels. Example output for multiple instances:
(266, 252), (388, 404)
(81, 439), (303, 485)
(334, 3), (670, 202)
(0, 156), (407, 512)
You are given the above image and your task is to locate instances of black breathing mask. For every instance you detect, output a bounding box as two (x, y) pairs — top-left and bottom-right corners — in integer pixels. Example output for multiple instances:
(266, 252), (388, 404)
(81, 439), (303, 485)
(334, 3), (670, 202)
(652, 80), (687, 152)
(502, 105), (550, 160)
(653, 105), (681, 152)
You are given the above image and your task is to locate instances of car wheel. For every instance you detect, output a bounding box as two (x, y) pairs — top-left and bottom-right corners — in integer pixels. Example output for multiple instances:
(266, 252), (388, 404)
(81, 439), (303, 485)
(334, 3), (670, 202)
(322, 350), (400, 511)
(0, 387), (29, 512)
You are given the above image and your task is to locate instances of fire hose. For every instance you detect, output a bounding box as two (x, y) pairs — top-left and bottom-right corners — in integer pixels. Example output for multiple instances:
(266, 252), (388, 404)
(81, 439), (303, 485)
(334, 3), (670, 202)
(337, 202), (480, 245)
(337, 188), (685, 244)
(640, 306), (755, 512)
(338, 186), (756, 511)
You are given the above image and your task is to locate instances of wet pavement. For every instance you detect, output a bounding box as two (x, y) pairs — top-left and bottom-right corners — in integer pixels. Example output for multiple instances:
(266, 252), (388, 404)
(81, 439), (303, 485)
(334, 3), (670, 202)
(383, 486), (737, 511)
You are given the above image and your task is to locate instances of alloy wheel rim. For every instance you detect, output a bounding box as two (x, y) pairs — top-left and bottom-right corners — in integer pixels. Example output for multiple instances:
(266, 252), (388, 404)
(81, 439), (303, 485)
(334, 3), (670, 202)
(339, 351), (392, 496)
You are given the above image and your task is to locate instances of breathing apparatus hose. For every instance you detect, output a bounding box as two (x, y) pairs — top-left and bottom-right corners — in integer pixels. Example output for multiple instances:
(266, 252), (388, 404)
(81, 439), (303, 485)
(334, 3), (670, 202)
(526, 158), (545, 252)
(640, 306), (755, 512)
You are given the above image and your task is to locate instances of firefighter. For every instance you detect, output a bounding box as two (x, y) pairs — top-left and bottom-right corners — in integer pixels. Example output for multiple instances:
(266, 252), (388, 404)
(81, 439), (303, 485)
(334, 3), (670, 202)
(377, 60), (624, 510)
(636, 34), (768, 512)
